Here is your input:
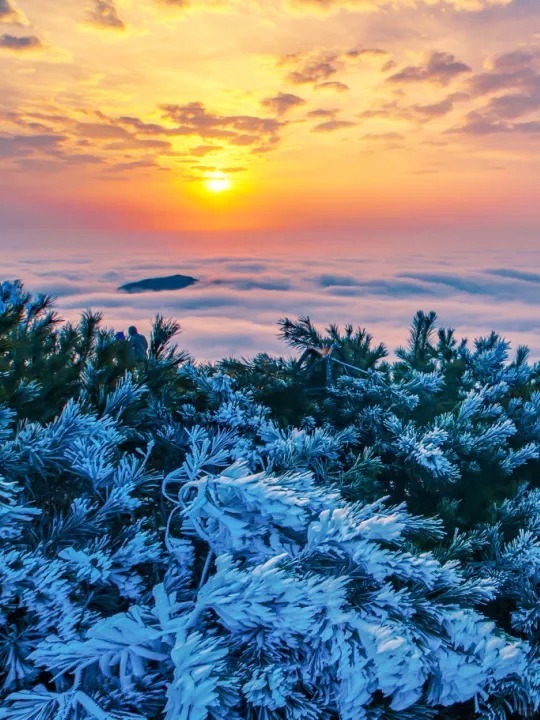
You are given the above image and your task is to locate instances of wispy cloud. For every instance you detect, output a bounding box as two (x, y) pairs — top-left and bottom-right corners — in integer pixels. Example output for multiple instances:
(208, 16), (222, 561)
(387, 51), (471, 86)
(0, 101), (284, 176)
(287, 0), (512, 12)
(311, 119), (356, 132)
(316, 81), (349, 92)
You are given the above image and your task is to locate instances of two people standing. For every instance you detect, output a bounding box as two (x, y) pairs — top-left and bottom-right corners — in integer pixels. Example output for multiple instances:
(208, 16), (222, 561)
(115, 326), (148, 362)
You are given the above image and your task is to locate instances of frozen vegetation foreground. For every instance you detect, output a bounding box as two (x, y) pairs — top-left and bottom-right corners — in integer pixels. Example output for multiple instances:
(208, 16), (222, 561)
(0, 280), (540, 720)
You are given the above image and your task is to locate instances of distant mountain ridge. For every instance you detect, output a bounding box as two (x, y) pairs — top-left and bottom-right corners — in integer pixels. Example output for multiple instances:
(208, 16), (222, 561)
(118, 274), (198, 293)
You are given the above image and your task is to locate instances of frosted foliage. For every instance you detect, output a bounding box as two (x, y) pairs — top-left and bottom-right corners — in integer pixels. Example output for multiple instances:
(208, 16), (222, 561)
(160, 445), (527, 718)
(1, 287), (540, 719)
(0, 280), (25, 314)
(0, 381), (529, 719)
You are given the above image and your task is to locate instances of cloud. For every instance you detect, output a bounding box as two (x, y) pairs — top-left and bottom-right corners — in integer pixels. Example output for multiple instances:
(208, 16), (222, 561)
(0, 0), (12, 18)
(387, 51), (471, 86)
(0, 0), (27, 24)
(287, 0), (512, 12)
(116, 116), (171, 134)
(450, 111), (540, 136)
(160, 102), (283, 150)
(224, 262), (269, 273)
(0, 133), (66, 159)
(281, 46), (386, 90)
(315, 81), (350, 92)
(359, 90), (466, 125)
(450, 49), (540, 132)
(360, 101), (431, 123)
(288, 59), (338, 85)
(487, 268), (540, 283)
(362, 132), (404, 141)
(316, 273), (362, 287)
(307, 108), (337, 118)
(469, 50), (540, 96)
(6, 242), (540, 361)
(218, 276), (292, 291)
(87, 0), (126, 30)
(321, 277), (439, 297)
(229, 134), (260, 146)
(155, 0), (230, 8)
(491, 49), (537, 72)
(486, 93), (540, 119)
(0, 33), (42, 51)
(104, 159), (161, 173)
(63, 153), (104, 165)
(359, 101), (405, 120)
(261, 92), (306, 115)
(411, 98), (455, 118)
(106, 137), (173, 152)
(1, 101), (282, 176)
(76, 122), (132, 140)
(187, 144), (222, 156)
(398, 270), (540, 303)
(106, 105), (283, 151)
(311, 119), (356, 132)
(348, 48), (390, 60)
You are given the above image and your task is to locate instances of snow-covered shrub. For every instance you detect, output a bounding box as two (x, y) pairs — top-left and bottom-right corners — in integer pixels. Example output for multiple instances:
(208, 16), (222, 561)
(0, 283), (539, 719)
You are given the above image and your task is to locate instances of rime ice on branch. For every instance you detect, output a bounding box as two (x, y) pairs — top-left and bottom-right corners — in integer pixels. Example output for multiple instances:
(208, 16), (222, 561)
(0, 283), (539, 719)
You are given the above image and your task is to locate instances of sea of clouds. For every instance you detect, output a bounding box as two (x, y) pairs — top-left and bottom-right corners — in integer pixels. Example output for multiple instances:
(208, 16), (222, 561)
(3, 231), (539, 361)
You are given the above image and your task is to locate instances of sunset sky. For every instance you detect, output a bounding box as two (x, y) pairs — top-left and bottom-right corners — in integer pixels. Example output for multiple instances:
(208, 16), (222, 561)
(2, 0), (540, 235)
(1, 0), (539, 359)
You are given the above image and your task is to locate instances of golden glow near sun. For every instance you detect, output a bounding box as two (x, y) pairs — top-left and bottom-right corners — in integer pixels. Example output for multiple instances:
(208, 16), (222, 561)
(206, 176), (232, 193)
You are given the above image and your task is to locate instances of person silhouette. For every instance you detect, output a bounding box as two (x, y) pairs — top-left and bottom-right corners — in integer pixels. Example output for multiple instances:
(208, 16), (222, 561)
(127, 326), (148, 362)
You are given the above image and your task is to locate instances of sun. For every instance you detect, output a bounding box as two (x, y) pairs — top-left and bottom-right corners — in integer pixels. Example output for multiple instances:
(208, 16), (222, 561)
(206, 175), (232, 193)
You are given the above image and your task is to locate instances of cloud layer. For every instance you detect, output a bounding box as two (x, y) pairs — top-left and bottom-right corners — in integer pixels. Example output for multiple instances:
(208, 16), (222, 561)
(4, 234), (539, 361)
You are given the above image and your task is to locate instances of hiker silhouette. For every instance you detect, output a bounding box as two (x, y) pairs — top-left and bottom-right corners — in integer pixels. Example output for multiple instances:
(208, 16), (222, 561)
(128, 326), (148, 362)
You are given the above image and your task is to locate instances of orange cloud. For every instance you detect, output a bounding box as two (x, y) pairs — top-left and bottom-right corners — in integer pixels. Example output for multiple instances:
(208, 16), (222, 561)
(261, 92), (306, 115)
(387, 51), (471, 86)
(87, 0), (126, 30)
(0, 0), (27, 24)
(0, 32), (42, 52)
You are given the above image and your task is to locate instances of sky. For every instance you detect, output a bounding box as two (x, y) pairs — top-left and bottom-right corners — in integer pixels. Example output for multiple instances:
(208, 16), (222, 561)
(1, 0), (539, 358)
(2, 0), (540, 233)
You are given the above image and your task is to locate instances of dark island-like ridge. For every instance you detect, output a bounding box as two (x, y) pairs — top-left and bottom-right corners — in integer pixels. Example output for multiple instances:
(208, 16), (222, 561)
(118, 274), (198, 293)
